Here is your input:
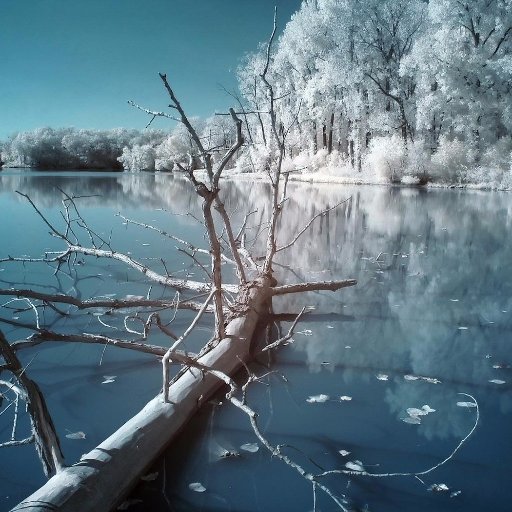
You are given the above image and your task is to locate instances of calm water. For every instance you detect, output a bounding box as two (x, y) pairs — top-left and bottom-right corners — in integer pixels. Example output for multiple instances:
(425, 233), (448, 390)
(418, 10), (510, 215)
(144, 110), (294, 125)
(0, 170), (511, 512)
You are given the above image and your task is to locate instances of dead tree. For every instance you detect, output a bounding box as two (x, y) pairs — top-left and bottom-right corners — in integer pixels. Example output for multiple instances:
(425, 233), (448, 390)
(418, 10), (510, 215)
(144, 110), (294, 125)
(1, 11), (479, 512)
(2, 37), (356, 512)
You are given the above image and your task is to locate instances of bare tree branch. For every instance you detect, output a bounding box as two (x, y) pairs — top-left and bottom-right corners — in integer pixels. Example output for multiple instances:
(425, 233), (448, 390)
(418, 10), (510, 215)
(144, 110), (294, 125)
(276, 198), (351, 253)
(272, 280), (357, 296)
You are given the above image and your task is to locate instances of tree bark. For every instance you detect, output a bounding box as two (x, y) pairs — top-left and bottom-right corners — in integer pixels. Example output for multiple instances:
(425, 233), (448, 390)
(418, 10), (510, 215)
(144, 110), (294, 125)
(12, 276), (276, 512)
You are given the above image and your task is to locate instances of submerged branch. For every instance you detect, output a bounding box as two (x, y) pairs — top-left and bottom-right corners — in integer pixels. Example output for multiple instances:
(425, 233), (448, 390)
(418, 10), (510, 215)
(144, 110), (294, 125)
(0, 288), (210, 312)
(0, 330), (65, 477)
(272, 279), (357, 296)
(10, 330), (180, 357)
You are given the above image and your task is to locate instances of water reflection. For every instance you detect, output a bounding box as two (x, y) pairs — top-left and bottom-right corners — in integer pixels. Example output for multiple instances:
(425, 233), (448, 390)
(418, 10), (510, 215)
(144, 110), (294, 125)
(1, 171), (511, 511)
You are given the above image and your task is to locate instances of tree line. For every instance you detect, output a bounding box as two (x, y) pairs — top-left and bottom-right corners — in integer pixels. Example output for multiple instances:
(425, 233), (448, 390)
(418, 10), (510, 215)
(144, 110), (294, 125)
(1, 0), (511, 186)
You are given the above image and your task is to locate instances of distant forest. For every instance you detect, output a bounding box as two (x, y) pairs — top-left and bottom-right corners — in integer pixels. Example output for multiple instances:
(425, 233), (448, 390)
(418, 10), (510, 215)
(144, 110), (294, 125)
(1, 0), (511, 187)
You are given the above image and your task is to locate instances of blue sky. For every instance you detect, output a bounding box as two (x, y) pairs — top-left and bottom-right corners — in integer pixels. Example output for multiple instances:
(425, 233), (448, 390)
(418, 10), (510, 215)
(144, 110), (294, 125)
(0, 0), (300, 140)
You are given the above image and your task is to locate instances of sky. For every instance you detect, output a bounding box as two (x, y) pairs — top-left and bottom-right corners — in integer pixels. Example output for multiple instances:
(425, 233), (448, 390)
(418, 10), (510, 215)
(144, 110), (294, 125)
(0, 0), (301, 140)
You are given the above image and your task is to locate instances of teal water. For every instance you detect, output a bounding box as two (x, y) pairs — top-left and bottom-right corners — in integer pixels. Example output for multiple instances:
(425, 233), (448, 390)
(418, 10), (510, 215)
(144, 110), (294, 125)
(0, 170), (511, 511)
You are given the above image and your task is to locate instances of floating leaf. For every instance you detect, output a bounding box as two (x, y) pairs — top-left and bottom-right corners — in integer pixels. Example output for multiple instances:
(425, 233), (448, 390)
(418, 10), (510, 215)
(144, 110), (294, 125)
(492, 363), (510, 369)
(338, 450), (351, 457)
(407, 407), (428, 417)
(422, 405), (436, 413)
(404, 374), (441, 384)
(140, 472), (159, 481)
(209, 439), (240, 461)
(298, 329), (313, 336)
(428, 483), (449, 492)
(450, 299), (459, 302)
(188, 482), (206, 493)
(102, 375), (116, 384)
(450, 490), (462, 498)
(489, 379), (506, 384)
(306, 394), (329, 403)
(456, 401), (477, 408)
(327, 325), (334, 329)
(240, 442), (259, 453)
(376, 373), (389, 381)
(65, 431), (86, 440)
(345, 461), (364, 472)
(339, 396), (352, 401)
(458, 326), (468, 330)
(402, 416), (421, 424)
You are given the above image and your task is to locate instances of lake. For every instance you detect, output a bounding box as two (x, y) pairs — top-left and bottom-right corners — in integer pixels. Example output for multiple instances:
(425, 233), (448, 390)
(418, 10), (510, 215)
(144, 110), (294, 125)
(0, 170), (511, 512)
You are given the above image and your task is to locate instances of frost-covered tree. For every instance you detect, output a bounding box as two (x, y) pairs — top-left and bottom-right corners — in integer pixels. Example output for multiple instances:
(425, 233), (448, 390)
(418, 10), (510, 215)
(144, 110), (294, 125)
(409, 0), (512, 155)
(0, 127), (165, 170)
(234, 0), (511, 185)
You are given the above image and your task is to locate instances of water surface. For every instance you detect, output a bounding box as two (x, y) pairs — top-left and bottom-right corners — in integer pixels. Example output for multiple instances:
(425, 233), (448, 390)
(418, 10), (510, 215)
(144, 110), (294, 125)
(0, 170), (511, 511)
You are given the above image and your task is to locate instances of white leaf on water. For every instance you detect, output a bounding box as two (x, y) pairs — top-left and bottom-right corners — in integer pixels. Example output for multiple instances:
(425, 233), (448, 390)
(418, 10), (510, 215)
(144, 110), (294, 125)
(422, 377), (441, 384)
(320, 361), (331, 366)
(240, 443), (259, 453)
(450, 299), (459, 302)
(124, 295), (143, 300)
(345, 345), (351, 349)
(66, 431), (86, 440)
(404, 374), (441, 384)
(298, 329), (313, 336)
(188, 482), (206, 493)
(345, 461), (364, 472)
(492, 363), (510, 369)
(450, 490), (462, 498)
(306, 394), (329, 403)
(428, 483), (449, 492)
(407, 407), (428, 417)
(339, 396), (352, 401)
(458, 326), (468, 330)
(142, 243), (150, 246)
(489, 379), (506, 384)
(327, 325), (334, 329)
(140, 472), (159, 481)
(376, 373), (389, 381)
(456, 401), (477, 408)
(402, 416), (421, 424)
(422, 405), (436, 413)
(338, 450), (351, 456)
(102, 375), (116, 384)
(117, 499), (143, 510)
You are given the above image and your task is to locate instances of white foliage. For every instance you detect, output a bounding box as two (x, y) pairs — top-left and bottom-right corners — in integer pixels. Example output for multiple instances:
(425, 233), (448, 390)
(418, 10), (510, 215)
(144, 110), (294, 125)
(365, 136), (407, 183)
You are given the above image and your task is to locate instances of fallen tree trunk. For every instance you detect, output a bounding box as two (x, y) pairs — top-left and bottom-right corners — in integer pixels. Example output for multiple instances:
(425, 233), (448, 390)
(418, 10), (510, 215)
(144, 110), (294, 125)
(12, 276), (276, 512)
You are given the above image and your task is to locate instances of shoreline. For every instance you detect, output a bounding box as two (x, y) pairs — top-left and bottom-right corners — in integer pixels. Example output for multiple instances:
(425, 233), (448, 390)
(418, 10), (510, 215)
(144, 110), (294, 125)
(2, 166), (511, 192)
